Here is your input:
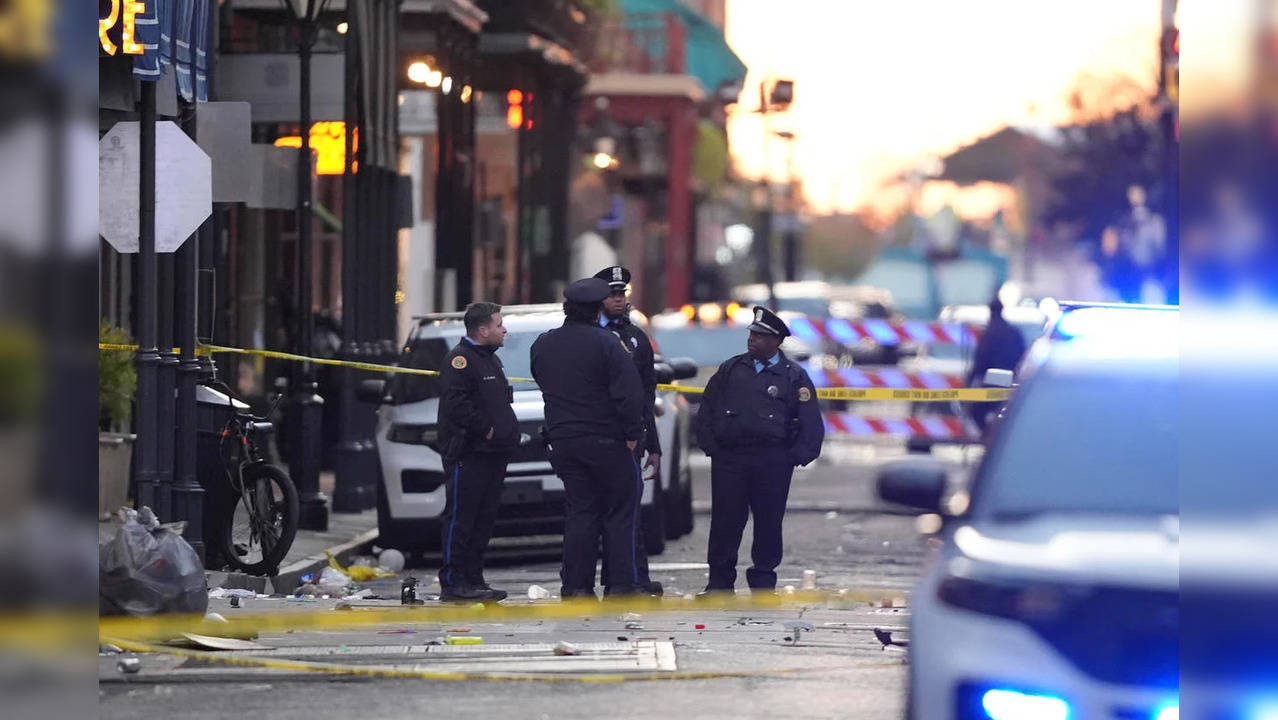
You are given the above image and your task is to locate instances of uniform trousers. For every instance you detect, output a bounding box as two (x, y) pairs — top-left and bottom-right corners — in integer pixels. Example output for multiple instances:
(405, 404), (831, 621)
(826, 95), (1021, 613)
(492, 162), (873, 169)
(548, 436), (643, 595)
(705, 444), (794, 589)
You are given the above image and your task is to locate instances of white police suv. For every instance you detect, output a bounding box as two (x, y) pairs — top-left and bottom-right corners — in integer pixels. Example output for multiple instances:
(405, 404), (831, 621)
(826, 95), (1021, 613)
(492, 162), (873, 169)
(361, 304), (697, 556)
(879, 304), (1180, 720)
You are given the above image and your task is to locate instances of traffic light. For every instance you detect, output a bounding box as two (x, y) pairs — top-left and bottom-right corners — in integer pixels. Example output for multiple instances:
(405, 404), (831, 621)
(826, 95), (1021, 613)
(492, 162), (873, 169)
(506, 89), (523, 129)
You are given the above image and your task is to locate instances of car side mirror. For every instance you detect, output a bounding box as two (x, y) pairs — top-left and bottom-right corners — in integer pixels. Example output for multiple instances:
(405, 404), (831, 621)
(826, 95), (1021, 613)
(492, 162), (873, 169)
(877, 458), (947, 513)
(356, 378), (389, 404)
(653, 362), (675, 385)
(983, 369), (1014, 388)
(668, 357), (698, 381)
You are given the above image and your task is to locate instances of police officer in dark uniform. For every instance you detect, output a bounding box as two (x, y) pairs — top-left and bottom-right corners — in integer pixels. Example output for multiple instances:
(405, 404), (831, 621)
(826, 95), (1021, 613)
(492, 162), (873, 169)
(593, 265), (663, 596)
(694, 306), (824, 594)
(531, 278), (647, 598)
(436, 302), (519, 602)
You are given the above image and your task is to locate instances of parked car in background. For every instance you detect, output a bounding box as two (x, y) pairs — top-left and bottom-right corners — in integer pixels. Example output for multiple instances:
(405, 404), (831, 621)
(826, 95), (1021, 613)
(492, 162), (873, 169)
(360, 304), (697, 557)
(731, 280), (837, 318)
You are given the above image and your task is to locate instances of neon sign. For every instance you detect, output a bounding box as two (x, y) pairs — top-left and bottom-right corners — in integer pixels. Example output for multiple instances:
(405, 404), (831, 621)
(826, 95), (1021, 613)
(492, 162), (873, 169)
(99, 0), (146, 56)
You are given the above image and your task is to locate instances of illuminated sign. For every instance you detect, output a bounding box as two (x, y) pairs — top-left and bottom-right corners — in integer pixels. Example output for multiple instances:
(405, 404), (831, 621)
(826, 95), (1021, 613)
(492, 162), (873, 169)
(273, 122), (352, 176)
(99, 0), (146, 55)
(0, 0), (52, 59)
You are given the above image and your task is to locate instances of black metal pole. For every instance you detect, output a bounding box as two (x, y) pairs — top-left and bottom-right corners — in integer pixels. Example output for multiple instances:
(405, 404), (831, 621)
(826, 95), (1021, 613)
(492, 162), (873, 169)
(755, 81), (776, 309)
(289, 21), (329, 530)
(173, 107), (207, 560)
(332, 20), (371, 513)
(134, 81), (162, 512)
(173, 225), (206, 558)
(157, 249), (178, 520)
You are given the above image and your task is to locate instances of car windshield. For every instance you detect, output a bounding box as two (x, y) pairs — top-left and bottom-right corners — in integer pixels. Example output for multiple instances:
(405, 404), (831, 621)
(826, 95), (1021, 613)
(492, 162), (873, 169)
(774, 297), (831, 318)
(651, 326), (745, 366)
(387, 329), (540, 404)
(973, 369), (1177, 518)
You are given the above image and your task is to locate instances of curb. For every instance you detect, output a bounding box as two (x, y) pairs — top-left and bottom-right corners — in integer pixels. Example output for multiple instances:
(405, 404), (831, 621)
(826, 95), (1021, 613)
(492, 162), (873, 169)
(269, 527), (381, 594)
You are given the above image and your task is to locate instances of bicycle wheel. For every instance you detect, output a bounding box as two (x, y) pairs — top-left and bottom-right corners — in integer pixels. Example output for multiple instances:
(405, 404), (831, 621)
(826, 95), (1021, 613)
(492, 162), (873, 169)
(218, 462), (299, 575)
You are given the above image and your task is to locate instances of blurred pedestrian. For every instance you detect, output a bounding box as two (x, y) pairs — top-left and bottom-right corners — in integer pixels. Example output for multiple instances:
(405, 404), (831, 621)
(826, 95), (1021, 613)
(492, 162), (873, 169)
(436, 302), (519, 602)
(531, 278), (647, 598)
(694, 306), (824, 595)
(966, 296), (1028, 432)
(1098, 226), (1141, 303)
(593, 265), (663, 597)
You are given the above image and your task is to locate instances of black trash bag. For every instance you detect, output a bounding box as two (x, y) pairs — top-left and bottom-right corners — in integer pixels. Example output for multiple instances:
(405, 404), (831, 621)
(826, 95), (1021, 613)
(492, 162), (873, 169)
(99, 507), (208, 616)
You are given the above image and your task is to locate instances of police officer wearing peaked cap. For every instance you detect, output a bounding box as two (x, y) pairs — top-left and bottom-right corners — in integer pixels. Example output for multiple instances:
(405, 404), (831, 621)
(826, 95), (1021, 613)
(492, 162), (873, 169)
(531, 278), (648, 597)
(436, 302), (520, 602)
(593, 265), (663, 596)
(694, 305), (824, 594)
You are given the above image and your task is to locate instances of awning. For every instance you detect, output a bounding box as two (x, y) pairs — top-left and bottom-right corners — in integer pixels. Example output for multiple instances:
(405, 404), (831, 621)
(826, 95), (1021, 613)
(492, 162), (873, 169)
(620, 0), (747, 93)
(126, 0), (212, 102)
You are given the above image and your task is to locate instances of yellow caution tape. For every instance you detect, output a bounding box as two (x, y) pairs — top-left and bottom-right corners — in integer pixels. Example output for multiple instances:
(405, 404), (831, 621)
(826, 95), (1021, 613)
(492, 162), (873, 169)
(657, 382), (703, 395)
(97, 342), (214, 356)
(99, 343), (1008, 401)
(200, 344), (440, 377)
(95, 591), (900, 643)
(102, 636), (898, 683)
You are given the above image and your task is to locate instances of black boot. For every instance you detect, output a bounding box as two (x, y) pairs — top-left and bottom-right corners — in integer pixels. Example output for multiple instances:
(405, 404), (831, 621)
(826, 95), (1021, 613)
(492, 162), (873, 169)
(439, 584), (488, 603)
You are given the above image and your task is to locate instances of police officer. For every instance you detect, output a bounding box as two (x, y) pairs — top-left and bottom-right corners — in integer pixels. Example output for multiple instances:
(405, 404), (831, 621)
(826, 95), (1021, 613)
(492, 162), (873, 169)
(436, 302), (519, 602)
(966, 295), (1027, 432)
(694, 306), (824, 594)
(593, 265), (663, 596)
(531, 278), (647, 598)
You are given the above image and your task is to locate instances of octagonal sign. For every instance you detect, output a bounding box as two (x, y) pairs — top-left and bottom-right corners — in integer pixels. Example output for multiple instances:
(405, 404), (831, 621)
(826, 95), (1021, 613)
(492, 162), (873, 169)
(99, 121), (212, 253)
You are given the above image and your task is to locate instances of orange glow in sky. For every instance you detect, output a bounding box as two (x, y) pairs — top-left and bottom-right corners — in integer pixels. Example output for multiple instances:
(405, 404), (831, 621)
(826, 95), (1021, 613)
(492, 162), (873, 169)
(724, 0), (1163, 215)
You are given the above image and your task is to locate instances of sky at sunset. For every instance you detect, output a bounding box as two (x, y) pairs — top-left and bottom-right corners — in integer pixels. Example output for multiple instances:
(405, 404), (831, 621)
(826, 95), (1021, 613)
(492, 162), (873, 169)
(723, 0), (1165, 215)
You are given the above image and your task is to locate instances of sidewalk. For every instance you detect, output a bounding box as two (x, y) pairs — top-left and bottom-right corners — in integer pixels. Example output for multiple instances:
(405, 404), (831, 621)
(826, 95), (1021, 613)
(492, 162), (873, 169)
(102, 472), (381, 596)
(231, 471), (380, 594)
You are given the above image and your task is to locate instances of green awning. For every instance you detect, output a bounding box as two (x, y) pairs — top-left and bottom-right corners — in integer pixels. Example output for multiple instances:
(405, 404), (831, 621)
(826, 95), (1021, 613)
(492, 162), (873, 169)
(620, 0), (748, 93)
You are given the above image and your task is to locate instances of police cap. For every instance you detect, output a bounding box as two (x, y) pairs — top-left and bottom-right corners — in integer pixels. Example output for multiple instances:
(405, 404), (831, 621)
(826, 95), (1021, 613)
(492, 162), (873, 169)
(564, 277), (611, 304)
(747, 305), (791, 338)
(593, 265), (631, 290)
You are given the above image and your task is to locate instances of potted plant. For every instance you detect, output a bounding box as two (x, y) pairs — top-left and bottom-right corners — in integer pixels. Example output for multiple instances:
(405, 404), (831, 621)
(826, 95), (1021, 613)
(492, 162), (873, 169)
(99, 322), (137, 519)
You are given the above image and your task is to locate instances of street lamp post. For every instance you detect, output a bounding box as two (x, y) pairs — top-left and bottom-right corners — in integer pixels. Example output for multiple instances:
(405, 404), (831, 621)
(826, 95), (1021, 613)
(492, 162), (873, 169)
(774, 130), (799, 282)
(285, 0), (329, 531)
(755, 78), (793, 309)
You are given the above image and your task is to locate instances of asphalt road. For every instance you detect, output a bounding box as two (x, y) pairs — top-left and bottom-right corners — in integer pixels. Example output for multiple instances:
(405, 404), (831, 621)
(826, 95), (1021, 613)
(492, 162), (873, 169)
(100, 443), (954, 720)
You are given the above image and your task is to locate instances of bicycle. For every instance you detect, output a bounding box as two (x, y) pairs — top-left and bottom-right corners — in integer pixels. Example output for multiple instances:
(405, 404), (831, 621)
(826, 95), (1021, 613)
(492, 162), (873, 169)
(208, 382), (299, 576)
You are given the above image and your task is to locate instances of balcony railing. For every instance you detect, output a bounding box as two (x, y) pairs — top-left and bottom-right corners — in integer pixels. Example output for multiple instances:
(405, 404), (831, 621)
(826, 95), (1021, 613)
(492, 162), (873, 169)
(590, 12), (686, 76)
